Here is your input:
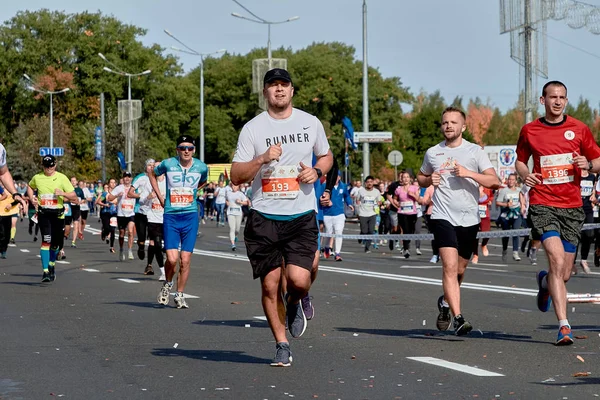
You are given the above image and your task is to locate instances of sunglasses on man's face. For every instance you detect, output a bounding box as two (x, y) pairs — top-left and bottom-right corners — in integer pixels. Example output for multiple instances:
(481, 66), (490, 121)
(177, 146), (195, 152)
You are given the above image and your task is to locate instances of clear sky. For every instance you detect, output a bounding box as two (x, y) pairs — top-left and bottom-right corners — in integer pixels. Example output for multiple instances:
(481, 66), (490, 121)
(4, 0), (600, 113)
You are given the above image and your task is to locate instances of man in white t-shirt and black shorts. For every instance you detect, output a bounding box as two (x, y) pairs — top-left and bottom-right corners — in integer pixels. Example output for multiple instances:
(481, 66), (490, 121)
(417, 106), (499, 336)
(231, 68), (333, 367)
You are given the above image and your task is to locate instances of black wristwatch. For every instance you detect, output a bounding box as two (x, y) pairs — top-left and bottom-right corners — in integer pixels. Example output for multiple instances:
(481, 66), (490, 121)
(314, 168), (323, 178)
(588, 160), (594, 171)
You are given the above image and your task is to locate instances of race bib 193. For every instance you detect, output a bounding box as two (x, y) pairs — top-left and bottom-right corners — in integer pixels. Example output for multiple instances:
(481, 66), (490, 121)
(261, 165), (300, 199)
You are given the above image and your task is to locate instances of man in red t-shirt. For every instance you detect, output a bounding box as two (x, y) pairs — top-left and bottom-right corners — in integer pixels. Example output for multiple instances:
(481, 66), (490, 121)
(515, 80), (600, 346)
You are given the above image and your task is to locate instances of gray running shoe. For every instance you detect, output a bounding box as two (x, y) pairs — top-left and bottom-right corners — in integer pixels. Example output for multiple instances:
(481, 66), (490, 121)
(436, 295), (451, 331)
(270, 342), (292, 367)
(285, 293), (307, 338)
(174, 292), (189, 309)
(453, 314), (473, 336)
(301, 294), (314, 320)
(502, 249), (507, 262)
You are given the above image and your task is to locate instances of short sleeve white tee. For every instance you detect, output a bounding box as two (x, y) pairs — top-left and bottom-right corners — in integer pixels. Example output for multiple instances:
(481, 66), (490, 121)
(112, 184), (135, 217)
(356, 187), (381, 217)
(226, 191), (247, 216)
(79, 187), (93, 211)
(147, 179), (166, 224)
(420, 139), (494, 227)
(232, 108), (330, 216)
(215, 185), (230, 205)
(133, 174), (153, 214)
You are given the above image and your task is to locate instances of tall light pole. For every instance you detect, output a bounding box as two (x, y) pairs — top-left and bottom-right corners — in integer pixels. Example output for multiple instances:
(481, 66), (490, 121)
(164, 30), (225, 163)
(98, 53), (151, 173)
(23, 74), (70, 150)
(231, 0), (299, 69)
(362, 0), (370, 177)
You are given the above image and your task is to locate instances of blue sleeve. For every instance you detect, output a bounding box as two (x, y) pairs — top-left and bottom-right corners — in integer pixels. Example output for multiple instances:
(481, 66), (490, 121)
(154, 161), (167, 176)
(0, 186), (5, 195)
(343, 187), (352, 206)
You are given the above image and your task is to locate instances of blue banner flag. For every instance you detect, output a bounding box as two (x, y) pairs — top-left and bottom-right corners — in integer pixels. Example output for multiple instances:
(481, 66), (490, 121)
(116, 152), (126, 170)
(342, 116), (357, 150)
(94, 127), (102, 160)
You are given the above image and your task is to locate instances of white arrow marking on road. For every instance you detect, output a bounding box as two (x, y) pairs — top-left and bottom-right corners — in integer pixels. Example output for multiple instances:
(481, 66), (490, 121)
(82, 268), (100, 272)
(20, 249), (30, 253)
(407, 357), (504, 377)
(253, 316), (267, 321)
(117, 278), (140, 284)
(169, 293), (199, 299)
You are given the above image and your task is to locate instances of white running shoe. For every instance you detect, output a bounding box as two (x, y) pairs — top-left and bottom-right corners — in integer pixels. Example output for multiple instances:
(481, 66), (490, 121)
(513, 251), (521, 261)
(174, 292), (189, 309)
(429, 255), (439, 263)
(158, 274), (166, 282)
(416, 248), (422, 255)
(128, 250), (134, 260)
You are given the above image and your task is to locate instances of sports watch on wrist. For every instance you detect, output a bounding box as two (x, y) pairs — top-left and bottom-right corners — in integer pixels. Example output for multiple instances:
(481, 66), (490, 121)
(314, 168), (323, 178)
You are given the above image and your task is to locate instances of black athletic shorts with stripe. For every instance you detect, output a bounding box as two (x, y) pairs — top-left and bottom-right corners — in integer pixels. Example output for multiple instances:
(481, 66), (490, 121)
(431, 218), (479, 260)
(244, 210), (318, 279)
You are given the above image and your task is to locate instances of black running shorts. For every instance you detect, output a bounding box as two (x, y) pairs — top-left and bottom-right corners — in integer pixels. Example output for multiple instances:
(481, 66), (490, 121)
(70, 205), (81, 222)
(117, 216), (135, 230)
(431, 218), (479, 260)
(244, 210), (318, 279)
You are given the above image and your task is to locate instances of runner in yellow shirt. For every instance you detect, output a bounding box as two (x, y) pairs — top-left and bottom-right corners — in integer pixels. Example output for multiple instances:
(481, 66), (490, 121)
(27, 156), (77, 282)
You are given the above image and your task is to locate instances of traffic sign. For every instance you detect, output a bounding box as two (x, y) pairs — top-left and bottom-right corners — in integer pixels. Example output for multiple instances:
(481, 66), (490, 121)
(387, 150), (403, 166)
(354, 131), (392, 143)
(39, 147), (64, 157)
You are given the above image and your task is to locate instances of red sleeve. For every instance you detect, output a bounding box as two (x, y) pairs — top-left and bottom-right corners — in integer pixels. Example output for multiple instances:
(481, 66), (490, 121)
(580, 125), (600, 161)
(516, 126), (530, 164)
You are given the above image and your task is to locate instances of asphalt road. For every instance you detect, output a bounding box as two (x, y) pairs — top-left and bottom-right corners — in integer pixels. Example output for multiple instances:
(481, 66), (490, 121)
(1, 217), (599, 400)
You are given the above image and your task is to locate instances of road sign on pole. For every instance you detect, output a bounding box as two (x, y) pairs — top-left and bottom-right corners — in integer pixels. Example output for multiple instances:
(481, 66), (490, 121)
(354, 131), (392, 143)
(387, 150), (403, 178)
(39, 147), (64, 157)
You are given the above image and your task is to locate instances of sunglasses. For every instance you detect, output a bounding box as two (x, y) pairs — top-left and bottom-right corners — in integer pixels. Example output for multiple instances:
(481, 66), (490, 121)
(177, 146), (195, 152)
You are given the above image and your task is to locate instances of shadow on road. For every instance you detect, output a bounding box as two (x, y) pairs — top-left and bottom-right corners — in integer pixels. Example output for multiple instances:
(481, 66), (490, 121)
(335, 327), (548, 344)
(108, 301), (164, 309)
(151, 348), (270, 364)
(533, 377), (600, 386)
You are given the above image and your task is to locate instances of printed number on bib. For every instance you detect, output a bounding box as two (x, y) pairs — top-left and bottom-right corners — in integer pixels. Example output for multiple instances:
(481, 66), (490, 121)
(121, 199), (135, 211)
(478, 204), (487, 218)
(261, 165), (300, 199)
(151, 200), (163, 211)
(228, 206), (242, 216)
(39, 194), (59, 209)
(400, 201), (414, 213)
(540, 153), (574, 184)
(581, 180), (593, 197)
(110, 217), (118, 227)
(170, 187), (194, 207)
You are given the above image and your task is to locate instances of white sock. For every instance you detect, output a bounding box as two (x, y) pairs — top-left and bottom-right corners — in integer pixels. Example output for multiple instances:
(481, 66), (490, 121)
(559, 319), (570, 328)
(441, 299), (449, 308)
(160, 267), (165, 275)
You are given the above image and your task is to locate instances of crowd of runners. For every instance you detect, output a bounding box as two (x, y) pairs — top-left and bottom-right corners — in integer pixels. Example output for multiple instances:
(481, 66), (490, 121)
(1, 70), (597, 365)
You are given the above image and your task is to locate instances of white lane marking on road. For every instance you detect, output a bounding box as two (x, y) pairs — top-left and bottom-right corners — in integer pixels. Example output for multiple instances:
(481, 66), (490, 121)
(193, 249), (537, 297)
(407, 357), (504, 377)
(472, 262), (509, 267)
(8, 244), (16, 247)
(169, 293), (199, 299)
(117, 278), (140, 284)
(397, 265), (440, 269)
(56, 261), (70, 264)
(253, 316), (267, 321)
(82, 268), (100, 272)
(20, 249), (30, 253)
(217, 236), (229, 239)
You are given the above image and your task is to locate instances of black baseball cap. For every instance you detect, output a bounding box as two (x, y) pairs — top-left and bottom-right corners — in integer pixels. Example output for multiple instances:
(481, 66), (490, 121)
(42, 155), (56, 167)
(263, 68), (293, 86)
(176, 135), (196, 146)
(122, 171), (132, 178)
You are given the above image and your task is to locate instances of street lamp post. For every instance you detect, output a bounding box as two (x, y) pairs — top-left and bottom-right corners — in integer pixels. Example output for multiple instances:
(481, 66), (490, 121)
(231, 0), (299, 69)
(24, 74), (70, 150)
(164, 29), (225, 163)
(98, 53), (151, 173)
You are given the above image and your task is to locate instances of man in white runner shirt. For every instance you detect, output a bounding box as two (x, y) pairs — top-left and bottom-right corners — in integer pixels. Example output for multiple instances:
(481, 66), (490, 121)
(225, 183), (249, 251)
(128, 159), (155, 266)
(78, 180), (93, 241)
(108, 171), (136, 261)
(417, 106), (499, 336)
(231, 68), (333, 367)
(143, 160), (166, 280)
